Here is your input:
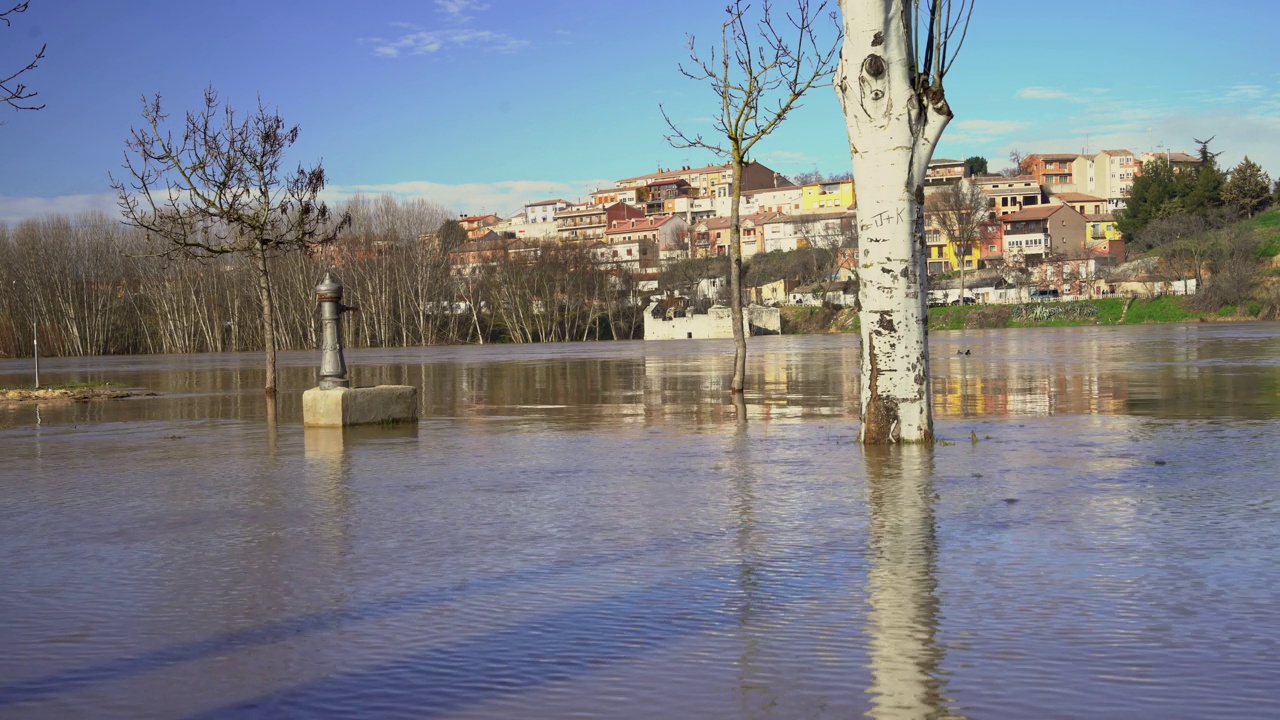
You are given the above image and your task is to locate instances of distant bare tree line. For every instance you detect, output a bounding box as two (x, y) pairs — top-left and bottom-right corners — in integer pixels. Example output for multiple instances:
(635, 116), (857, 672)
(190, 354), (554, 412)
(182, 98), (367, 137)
(0, 195), (644, 359)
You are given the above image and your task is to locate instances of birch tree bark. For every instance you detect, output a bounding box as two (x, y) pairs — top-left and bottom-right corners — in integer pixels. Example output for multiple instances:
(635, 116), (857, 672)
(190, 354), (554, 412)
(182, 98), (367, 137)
(834, 0), (971, 443)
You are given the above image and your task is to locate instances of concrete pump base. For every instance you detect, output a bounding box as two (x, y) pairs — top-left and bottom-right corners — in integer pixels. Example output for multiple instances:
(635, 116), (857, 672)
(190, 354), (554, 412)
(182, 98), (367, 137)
(303, 385), (418, 427)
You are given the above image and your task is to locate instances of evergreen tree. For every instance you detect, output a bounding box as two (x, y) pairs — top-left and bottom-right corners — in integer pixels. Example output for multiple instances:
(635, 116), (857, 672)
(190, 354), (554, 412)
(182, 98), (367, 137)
(1222, 156), (1273, 217)
(1182, 136), (1224, 215)
(1117, 158), (1179, 238)
(964, 156), (989, 176)
(436, 219), (468, 250)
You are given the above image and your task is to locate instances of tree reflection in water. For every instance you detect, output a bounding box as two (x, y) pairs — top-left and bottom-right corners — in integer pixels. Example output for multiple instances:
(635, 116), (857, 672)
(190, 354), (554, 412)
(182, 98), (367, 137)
(863, 445), (964, 719)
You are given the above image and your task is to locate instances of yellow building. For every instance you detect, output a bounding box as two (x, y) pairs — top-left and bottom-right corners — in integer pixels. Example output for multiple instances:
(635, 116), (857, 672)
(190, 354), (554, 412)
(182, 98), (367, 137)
(923, 212), (980, 275)
(800, 180), (855, 212)
(1086, 214), (1121, 243)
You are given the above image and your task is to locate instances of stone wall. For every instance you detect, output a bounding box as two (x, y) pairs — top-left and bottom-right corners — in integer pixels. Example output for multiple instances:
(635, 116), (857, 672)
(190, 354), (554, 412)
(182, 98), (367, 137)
(643, 303), (781, 340)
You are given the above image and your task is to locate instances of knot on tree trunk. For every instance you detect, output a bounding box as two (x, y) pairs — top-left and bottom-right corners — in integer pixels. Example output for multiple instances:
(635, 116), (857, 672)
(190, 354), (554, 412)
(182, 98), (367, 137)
(862, 54), (886, 78)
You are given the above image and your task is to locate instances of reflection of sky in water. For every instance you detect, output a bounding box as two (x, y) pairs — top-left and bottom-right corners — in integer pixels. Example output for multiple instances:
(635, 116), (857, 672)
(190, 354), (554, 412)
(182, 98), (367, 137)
(0, 324), (1277, 718)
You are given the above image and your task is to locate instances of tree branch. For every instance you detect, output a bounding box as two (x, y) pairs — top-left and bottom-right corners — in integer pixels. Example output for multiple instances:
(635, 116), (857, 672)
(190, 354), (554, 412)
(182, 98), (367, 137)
(1, 1), (45, 112)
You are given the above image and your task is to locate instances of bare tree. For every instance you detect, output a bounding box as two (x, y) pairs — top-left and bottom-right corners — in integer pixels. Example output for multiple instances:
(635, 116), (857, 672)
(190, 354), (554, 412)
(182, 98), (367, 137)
(1002, 149), (1029, 177)
(925, 179), (986, 303)
(111, 86), (348, 400)
(1189, 225), (1262, 312)
(834, 0), (974, 444)
(664, 0), (841, 394)
(1, 1), (45, 114)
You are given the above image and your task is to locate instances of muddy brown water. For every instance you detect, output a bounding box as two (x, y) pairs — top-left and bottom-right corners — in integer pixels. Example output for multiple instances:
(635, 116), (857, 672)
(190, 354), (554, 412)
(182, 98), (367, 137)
(1, 323), (1278, 718)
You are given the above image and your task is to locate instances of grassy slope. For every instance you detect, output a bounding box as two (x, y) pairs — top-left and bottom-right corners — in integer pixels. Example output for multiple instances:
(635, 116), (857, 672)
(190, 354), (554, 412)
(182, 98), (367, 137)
(783, 295), (1261, 335)
(1250, 207), (1280, 258)
(779, 209), (1280, 335)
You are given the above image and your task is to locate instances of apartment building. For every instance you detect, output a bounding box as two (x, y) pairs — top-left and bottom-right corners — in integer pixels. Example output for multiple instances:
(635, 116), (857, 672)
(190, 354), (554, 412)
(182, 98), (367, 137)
(1086, 149), (1140, 210)
(615, 161), (786, 199)
(1025, 153), (1082, 191)
(975, 175), (1045, 218)
(1000, 204), (1088, 263)
(556, 202), (645, 243)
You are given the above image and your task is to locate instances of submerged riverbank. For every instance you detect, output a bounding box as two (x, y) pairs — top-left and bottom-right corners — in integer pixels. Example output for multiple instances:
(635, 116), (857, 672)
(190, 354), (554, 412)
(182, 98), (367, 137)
(0, 382), (144, 403)
(782, 295), (1277, 335)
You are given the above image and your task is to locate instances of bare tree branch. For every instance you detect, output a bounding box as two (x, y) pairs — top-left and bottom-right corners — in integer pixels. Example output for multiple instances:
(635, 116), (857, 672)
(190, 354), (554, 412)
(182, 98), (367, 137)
(111, 86), (350, 397)
(1, 1), (46, 113)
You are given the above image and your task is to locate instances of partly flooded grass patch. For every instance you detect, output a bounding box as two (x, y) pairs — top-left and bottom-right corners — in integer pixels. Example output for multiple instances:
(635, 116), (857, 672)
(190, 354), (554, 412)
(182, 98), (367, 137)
(0, 381), (144, 402)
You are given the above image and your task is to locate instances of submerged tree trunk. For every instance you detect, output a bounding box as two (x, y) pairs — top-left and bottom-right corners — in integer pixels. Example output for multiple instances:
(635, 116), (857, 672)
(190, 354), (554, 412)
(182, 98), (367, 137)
(835, 0), (954, 444)
(254, 244), (278, 397)
(729, 152), (747, 394)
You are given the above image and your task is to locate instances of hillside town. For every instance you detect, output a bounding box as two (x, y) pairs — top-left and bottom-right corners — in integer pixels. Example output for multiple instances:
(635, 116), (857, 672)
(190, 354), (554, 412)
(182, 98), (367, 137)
(445, 148), (1203, 303)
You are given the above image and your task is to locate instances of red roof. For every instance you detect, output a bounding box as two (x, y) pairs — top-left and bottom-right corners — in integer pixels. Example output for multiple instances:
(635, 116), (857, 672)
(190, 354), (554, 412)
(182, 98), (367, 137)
(616, 163), (729, 184)
(605, 216), (678, 234)
(1051, 192), (1106, 203)
(1001, 205), (1072, 222)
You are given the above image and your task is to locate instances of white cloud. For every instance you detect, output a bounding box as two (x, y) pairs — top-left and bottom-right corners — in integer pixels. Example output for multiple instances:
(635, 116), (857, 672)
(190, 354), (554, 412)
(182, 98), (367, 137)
(1016, 86), (1071, 101)
(757, 150), (817, 174)
(954, 119), (1027, 135)
(365, 29), (528, 56)
(435, 0), (488, 20)
(364, 2), (525, 57)
(323, 178), (612, 216)
(762, 150), (812, 162)
(1226, 84), (1267, 101)
(0, 192), (119, 226)
(0, 179), (614, 227)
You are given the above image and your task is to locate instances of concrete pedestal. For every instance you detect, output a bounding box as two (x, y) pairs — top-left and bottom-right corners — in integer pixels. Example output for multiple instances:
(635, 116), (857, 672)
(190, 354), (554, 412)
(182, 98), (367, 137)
(303, 385), (418, 427)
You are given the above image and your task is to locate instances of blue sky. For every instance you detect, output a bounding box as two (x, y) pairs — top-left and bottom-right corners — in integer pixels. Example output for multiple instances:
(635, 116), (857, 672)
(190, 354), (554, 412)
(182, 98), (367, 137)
(2, 0), (1278, 224)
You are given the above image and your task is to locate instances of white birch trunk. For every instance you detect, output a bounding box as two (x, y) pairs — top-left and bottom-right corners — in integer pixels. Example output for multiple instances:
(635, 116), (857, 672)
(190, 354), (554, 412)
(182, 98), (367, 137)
(836, 0), (951, 444)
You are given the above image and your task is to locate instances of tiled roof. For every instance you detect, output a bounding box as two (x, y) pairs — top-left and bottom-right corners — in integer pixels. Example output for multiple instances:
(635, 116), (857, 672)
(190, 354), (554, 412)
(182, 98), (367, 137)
(696, 212), (782, 231)
(616, 163), (729, 184)
(976, 174), (1038, 184)
(1001, 205), (1070, 222)
(1051, 192), (1106, 202)
(556, 204), (607, 217)
(605, 216), (679, 234)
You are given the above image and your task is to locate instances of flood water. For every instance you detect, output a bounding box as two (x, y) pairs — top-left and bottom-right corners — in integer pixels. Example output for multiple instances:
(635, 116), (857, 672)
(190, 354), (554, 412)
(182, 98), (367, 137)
(2, 323), (1278, 719)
